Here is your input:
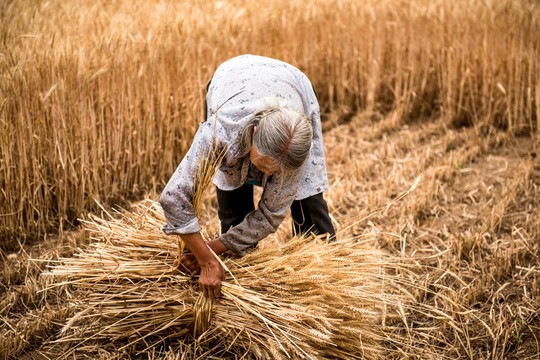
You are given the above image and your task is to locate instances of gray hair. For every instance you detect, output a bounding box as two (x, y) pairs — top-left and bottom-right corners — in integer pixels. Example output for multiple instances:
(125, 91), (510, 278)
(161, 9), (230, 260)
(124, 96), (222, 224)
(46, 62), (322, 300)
(241, 105), (313, 179)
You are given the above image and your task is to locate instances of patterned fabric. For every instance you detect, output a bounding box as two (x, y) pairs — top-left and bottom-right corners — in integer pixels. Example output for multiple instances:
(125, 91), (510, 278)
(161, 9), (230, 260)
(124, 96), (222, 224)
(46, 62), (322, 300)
(160, 55), (329, 255)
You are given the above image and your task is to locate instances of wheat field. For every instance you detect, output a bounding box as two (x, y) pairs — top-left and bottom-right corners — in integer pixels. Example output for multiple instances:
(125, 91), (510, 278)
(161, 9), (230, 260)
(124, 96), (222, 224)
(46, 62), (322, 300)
(1, 0), (539, 359)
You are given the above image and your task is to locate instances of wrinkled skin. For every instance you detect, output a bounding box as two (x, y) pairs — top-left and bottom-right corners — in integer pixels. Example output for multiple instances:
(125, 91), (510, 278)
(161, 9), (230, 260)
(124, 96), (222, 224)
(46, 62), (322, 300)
(173, 237), (228, 298)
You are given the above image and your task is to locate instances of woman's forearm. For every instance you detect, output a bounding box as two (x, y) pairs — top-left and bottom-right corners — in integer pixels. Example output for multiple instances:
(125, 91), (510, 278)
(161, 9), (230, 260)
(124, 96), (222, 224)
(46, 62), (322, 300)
(180, 234), (228, 258)
(207, 238), (228, 256)
(179, 233), (215, 265)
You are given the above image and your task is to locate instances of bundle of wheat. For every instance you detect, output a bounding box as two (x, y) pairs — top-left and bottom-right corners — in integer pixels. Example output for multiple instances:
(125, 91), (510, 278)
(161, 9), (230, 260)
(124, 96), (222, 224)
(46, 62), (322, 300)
(44, 198), (444, 359)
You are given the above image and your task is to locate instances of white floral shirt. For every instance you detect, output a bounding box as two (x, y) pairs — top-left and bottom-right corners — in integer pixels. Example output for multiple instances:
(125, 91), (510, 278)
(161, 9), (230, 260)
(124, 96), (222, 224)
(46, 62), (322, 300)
(160, 55), (329, 255)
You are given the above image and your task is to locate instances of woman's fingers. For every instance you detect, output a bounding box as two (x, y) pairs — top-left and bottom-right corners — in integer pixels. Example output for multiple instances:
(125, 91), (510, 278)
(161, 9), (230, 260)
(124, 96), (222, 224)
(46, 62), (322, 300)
(212, 282), (221, 298)
(181, 253), (200, 273)
(171, 252), (202, 275)
(202, 280), (221, 299)
(199, 260), (223, 299)
(202, 284), (210, 298)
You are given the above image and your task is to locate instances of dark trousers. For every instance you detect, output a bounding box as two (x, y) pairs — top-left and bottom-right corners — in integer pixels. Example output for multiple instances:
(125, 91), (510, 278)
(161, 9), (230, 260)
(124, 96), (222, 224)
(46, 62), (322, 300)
(216, 184), (335, 239)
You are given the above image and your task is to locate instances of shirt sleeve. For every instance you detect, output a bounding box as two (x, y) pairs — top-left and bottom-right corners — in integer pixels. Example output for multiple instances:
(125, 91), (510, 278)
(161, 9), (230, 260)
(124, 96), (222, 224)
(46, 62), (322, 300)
(159, 122), (224, 235)
(219, 161), (307, 256)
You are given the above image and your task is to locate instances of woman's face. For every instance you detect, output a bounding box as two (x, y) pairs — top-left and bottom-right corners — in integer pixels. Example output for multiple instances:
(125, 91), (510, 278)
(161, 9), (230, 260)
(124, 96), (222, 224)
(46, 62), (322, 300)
(250, 143), (279, 176)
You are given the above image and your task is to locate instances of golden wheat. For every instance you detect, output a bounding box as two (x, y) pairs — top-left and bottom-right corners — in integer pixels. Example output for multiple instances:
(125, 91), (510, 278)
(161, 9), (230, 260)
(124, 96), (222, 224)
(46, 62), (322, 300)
(1, 0), (538, 242)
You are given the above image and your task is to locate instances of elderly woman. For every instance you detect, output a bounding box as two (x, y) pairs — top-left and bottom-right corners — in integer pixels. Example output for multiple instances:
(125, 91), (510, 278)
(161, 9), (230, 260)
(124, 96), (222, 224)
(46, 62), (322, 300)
(160, 55), (334, 298)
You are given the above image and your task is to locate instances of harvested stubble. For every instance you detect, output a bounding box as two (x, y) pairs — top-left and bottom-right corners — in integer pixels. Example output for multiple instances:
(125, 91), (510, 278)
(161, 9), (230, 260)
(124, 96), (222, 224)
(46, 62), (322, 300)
(43, 199), (463, 359)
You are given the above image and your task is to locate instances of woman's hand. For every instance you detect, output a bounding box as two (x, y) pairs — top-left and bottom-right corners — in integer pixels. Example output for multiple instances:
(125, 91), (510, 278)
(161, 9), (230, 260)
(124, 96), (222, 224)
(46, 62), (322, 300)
(173, 238), (228, 274)
(199, 258), (225, 299)
(173, 252), (200, 274)
(174, 234), (229, 298)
